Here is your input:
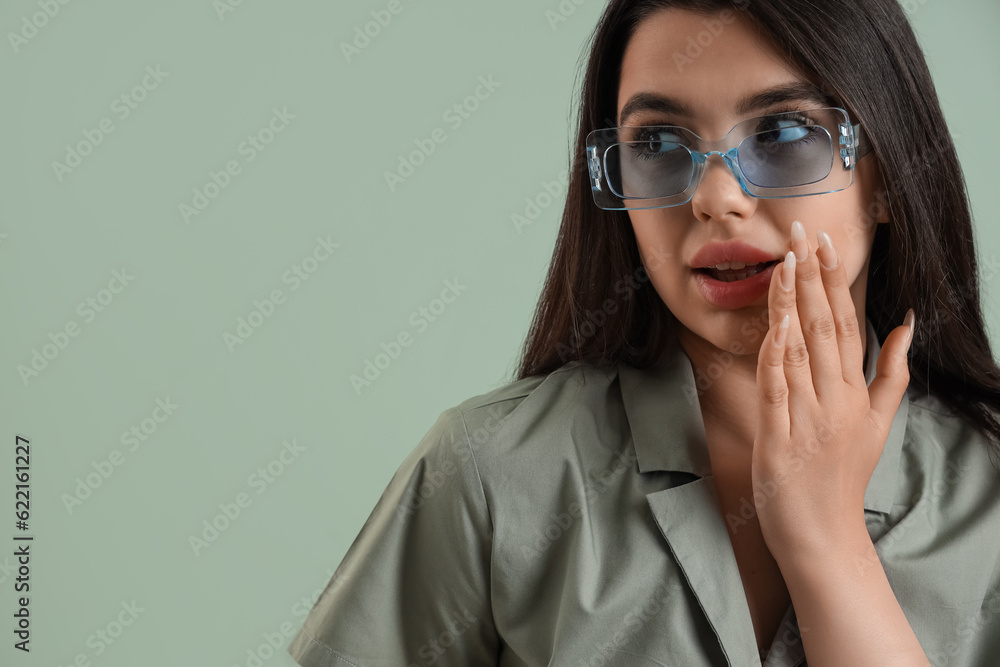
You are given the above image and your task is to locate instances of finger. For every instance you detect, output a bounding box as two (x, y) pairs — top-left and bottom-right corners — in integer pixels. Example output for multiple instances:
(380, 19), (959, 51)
(790, 220), (842, 398)
(766, 249), (815, 407)
(767, 251), (796, 341)
(757, 313), (791, 442)
(868, 310), (914, 431)
(816, 230), (866, 388)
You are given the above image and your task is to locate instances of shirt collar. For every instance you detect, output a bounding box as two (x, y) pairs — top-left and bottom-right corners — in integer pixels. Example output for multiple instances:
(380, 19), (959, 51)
(618, 317), (907, 514)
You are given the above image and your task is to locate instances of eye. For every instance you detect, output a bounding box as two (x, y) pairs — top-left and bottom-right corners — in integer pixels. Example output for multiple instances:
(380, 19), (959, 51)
(757, 118), (812, 144)
(635, 128), (686, 154)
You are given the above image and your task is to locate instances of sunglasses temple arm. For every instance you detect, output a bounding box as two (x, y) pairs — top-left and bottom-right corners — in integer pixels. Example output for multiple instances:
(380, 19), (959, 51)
(854, 122), (872, 159)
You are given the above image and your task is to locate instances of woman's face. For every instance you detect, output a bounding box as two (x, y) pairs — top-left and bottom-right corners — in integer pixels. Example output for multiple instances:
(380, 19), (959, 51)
(617, 8), (886, 358)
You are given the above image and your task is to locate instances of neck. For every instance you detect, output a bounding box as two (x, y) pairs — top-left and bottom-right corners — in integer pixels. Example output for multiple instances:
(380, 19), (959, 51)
(678, 312), (869, 451)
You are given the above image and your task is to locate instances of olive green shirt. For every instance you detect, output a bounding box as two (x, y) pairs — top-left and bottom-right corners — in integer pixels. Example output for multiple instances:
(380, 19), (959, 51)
(288, 319), (1000, 666)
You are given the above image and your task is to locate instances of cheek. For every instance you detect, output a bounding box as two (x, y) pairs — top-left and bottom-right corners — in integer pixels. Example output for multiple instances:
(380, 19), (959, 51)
(771, 192), (873, 250)
(629, 216), (683, 274)
(628, 223), (684, 307)
(829, 231), (874, 284)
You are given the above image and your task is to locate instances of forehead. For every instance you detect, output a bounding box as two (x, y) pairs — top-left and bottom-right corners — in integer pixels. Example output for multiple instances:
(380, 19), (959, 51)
(617, 8), (815, 126)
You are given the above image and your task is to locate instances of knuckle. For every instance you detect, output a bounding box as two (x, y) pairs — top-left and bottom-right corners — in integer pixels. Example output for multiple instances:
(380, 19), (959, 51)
(784, 342), (810, 367)
(807, 315), (837, 340)
(762, 386), (788, 408)
(837, 315), (861, 340)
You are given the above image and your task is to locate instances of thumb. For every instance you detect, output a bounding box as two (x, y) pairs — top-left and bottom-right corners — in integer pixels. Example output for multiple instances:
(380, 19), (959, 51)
(867, 309), (914, 430)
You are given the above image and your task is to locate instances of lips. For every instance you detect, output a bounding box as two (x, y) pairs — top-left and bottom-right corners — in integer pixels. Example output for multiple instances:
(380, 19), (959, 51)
(704, 262), (774, 282)
(689, 240), (783, 309)
(694, 264), (778, 309)
(691, 241), (782, 280)
(690, 240), (782, 270)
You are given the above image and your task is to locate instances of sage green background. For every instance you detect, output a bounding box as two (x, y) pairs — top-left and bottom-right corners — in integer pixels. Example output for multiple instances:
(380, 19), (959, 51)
(0, 0), (996, 665)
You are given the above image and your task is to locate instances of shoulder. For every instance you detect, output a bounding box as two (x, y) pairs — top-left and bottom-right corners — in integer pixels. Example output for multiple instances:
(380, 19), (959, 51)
(445, 360), (620, 457)
(893, 387), (1000, 559)
(903, 389), (1000, 476)
(878, 389), (1000, 648)
(388, 360), (620, 511)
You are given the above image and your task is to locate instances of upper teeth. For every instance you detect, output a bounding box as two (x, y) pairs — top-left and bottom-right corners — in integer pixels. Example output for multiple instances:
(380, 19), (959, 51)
(712, 262), (749, 270)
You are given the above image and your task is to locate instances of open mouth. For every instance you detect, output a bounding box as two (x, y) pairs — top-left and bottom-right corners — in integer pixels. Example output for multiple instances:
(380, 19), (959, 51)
(696, 260), (779, 283)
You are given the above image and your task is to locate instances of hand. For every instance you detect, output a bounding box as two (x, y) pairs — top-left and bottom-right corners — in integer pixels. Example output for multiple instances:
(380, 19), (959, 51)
(751, 220), (914, 564)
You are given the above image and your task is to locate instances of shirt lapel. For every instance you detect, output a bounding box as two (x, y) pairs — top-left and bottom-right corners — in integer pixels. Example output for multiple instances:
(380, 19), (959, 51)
(859, 317), (909, 515)
(617, 317), (909, 666)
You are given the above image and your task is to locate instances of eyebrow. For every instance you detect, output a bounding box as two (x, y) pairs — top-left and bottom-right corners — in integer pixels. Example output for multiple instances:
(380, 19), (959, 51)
(617, 82), (837, 126)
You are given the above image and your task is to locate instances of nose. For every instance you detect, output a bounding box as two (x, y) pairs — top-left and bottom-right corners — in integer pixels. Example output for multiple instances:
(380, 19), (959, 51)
(688, 151), (757, 222)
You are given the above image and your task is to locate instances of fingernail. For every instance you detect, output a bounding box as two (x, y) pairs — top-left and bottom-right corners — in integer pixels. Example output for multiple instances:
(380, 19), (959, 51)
(780, 250), (795, 292)
(904, 308), (915, 348)
(791, 221), (808, 262)
(775, 314), (790, 347)
(817, 231), (839, 270)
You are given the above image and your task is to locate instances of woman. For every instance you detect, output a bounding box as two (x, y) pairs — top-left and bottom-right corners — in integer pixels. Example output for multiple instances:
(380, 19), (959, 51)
(288, 1), (1000, 665)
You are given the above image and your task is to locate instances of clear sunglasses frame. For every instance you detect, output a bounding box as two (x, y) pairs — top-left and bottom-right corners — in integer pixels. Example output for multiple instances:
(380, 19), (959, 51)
(585, 107), (872, 211)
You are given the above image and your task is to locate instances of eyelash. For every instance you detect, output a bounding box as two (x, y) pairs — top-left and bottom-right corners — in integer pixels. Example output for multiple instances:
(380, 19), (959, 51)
(630, 110), (822, 161)
(633, 108), (815, 130)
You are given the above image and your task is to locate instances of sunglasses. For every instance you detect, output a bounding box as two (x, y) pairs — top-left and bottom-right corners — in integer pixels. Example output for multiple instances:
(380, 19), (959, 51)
(585, 107), (871, 210)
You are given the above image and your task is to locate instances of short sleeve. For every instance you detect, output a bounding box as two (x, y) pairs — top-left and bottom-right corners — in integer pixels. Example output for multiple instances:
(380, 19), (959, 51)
(287, 406), (500, 666)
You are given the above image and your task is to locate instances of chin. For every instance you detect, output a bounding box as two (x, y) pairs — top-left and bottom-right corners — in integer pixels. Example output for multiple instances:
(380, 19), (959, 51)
(681, 310), (772, 355)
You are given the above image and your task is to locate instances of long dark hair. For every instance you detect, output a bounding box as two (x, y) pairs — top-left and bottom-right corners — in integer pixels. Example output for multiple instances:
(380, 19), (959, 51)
(511, 0), (1000, 472)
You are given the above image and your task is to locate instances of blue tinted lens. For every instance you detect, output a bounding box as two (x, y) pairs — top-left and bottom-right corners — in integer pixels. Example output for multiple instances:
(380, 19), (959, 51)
(737, 123), (833, 188)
